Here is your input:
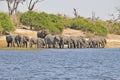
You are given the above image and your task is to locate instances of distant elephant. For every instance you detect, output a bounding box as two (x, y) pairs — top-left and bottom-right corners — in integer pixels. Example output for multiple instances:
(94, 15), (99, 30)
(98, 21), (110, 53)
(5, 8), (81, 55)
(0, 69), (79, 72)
(15, 34), (22, 47)
(29, 38), (45, 48)
(37, 31), (48, 38)
(70, 36), (79, 48)
(99, 38), (107, 48)
(60, 36), (72, 48)
(15, 35), (29, 48)
(80, 37), (89, 48)
(69, 36), (88, 48)
(54, 35), (61, 48)
(88, 38), (99, 48)
(6, 35), (15, 47)
(22, 36), (29, 48)
(44, 34), (56, 48)
(88, 38), (106, 48)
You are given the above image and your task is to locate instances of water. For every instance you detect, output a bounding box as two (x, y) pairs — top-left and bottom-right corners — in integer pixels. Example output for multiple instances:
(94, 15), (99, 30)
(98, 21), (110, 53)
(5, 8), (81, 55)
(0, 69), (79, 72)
(0, 48), (120, 80)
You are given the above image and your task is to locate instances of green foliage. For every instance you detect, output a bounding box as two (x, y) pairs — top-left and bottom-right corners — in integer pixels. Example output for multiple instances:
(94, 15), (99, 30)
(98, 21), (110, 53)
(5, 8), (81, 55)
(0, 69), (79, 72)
(20, 11), (64, 34)
(20, 11), (109, 36)
(0, 22), (3, 33)
(0, 12), (15, 32)
(63, 17), (108, 36)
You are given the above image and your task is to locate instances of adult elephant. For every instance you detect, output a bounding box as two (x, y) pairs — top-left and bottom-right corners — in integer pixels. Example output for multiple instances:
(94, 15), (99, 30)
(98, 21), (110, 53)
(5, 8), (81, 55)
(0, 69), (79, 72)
(29, 38), (45, 48)
(15, 34), (22, 47)
(69, 36), (88, 48)
(88, 38), (106, 48)
(70, 36), (80, 48)
(88, 38), (100, 48)
(77, 37), (89, 48)
(6, 35), (15, 47)
(22, 36), (30, 48)
(59, 36), (72, 48)
(37, 30), (48, 39)
(99, 38), (107, 48)
(44, 34), (56, 48)
(54, 35), (61, 48)
(15, 35), (30, 48)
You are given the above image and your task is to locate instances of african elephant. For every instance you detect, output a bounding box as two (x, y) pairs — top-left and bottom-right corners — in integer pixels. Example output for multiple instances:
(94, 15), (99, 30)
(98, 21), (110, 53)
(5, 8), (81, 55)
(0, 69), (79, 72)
(69, 36), (88, 48)
(70, 36), (79, 48)
(77, 37), (88, 48)
(22, 36), (29, 48)
(29, 38), (45, 48)
(98, 38), (107, 48)
(15, 34), (22, 47)
(59, 36), (73, 48)
(37, 31), (48, 38)
(53, 35), (61, 48)
(88, 38), (99, 48)
(44, 34), (56, 48)
(15, 35), (29, 48)
(88, 38), (106, 48)
(6, 35), (15, 47)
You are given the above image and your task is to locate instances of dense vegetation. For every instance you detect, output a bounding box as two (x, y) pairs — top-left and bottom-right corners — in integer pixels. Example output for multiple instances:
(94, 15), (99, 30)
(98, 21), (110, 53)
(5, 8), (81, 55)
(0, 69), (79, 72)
(20, 11), (109, 36)
(0, 12), (15, 34)
(0, 11), (119, 36)
(20, 11), (64, 34)
(63, 17), (108, 36)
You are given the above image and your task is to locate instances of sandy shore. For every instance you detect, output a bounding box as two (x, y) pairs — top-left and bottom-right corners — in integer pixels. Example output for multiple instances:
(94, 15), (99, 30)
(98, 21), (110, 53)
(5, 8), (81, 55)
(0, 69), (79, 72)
(0, 28), (120, 48)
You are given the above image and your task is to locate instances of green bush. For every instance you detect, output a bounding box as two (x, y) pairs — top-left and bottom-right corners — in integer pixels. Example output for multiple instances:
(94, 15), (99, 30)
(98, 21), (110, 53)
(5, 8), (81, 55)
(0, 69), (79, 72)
(0, 12), (15, 32)
(0, 22), (3, 33)
(63, 17), (108, 36)
(20, 11), (64, 34)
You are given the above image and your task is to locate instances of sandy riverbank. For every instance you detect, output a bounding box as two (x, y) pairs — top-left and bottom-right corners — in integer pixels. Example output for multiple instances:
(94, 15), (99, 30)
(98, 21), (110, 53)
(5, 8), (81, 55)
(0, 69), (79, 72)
(0, 28), (120, 48)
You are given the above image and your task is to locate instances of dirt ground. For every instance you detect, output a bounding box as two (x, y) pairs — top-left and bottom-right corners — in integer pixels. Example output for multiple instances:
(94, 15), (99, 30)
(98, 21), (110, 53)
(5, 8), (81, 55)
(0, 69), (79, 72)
(0, 28), (120, 48)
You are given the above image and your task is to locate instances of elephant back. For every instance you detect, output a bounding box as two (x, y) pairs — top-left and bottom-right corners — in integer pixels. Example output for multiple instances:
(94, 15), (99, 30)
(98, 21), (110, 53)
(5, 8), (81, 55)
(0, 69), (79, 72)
(37, 31), (48, 38)
(45, 34), (55, 44)
(6, 35), (12, 42)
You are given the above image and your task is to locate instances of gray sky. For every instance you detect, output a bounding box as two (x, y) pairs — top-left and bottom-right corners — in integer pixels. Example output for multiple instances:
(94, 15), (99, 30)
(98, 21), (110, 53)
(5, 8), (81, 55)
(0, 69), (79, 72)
(0, 0), (120, 20)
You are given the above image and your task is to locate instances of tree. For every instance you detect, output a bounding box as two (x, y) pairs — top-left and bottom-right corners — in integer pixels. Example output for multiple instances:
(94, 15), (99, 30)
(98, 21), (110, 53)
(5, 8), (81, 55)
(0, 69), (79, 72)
(27, 0), (44, 11)
(0, 12), (16, 33)
(0, 0), (25, 16)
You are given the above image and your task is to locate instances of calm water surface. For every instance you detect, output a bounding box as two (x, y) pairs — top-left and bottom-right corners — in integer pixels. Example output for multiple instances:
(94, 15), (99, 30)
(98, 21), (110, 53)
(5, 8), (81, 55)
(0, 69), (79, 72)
(0, 48), (120, 80)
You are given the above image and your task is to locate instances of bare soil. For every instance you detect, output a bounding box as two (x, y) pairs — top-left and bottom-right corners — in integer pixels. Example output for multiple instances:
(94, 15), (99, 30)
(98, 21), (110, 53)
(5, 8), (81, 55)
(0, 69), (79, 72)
(0, 28), (120, 48)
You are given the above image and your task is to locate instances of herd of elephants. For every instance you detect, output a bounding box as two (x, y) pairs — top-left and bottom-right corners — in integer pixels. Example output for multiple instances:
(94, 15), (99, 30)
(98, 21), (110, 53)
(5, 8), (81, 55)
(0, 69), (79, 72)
(6, 31), (107, 49)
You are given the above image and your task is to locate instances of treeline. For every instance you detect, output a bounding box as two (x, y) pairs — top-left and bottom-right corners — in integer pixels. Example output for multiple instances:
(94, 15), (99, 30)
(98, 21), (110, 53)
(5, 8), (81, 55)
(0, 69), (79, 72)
(0, 11), (120, 36)
(20, 11), (108, 36)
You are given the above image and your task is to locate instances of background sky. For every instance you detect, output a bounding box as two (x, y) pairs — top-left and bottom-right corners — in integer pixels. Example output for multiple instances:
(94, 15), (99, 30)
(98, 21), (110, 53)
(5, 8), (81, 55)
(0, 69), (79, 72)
(0, 0), (120, 20)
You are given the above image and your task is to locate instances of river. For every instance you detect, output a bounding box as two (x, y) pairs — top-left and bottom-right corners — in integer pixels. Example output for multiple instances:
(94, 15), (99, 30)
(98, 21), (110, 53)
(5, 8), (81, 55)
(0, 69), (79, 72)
(0, 48), (120, 80)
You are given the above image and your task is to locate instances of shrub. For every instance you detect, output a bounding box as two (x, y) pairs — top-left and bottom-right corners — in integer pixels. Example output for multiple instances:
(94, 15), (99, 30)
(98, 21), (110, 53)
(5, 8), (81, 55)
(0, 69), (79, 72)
(20, 11), (64, 34)
(0, 12), (15, 32)
(64, 17), (108, 36)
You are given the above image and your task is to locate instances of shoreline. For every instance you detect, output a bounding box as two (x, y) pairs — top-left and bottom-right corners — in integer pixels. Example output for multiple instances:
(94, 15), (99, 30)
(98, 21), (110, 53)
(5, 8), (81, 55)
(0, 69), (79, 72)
(0, 28), (120, 49)
(0, 38), (120, 49)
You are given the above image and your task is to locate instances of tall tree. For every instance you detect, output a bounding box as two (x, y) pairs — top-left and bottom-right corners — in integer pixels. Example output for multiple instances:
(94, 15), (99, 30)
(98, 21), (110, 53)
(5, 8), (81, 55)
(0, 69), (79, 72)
(0, 0), (25, 16)
(28, 0), (44, 11)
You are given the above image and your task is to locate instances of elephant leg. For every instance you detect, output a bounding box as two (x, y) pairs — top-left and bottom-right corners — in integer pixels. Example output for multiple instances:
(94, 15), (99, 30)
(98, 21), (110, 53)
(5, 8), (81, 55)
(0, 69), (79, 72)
(68, 43), (70, 48)
(7, 42), (9, 47)
(25, 42), (27, 48)
(12, 42), (15, 47)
